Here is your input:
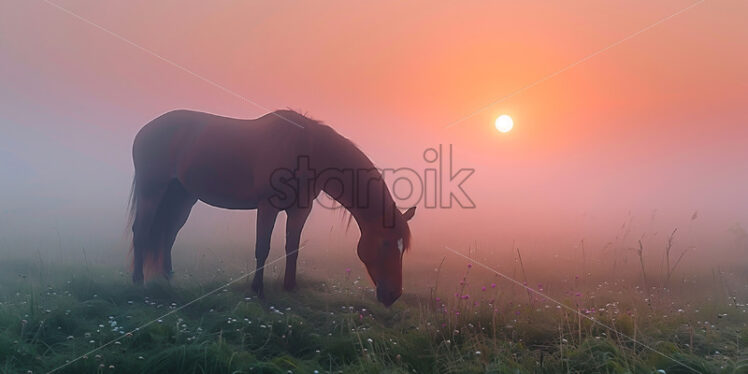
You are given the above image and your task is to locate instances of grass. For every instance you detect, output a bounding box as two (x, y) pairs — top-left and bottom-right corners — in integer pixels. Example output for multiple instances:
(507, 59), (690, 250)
(0, 258), (746, 374)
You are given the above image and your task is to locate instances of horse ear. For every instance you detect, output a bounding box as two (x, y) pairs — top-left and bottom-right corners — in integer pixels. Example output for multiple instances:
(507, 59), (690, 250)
(402, 207), (416, 221)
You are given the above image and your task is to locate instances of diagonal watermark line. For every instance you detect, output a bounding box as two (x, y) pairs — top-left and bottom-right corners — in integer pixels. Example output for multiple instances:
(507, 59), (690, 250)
(41, 0), (306, 130)
(443, 0), (705, 130)
(443, 245), (702, 374)
(46, 245), (305, 374)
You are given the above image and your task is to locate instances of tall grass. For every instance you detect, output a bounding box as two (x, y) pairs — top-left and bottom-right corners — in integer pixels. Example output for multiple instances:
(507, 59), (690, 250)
(0, 253), (746, 374)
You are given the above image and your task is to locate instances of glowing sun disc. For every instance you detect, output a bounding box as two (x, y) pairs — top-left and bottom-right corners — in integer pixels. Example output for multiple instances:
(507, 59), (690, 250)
(495, 115), (513, 133)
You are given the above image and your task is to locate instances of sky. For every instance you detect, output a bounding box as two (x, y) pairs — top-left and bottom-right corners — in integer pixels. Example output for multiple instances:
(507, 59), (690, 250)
(1, 0), (747, 270)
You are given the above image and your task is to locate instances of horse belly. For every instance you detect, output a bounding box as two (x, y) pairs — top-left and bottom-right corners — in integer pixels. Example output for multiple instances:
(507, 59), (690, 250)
(179, 163), (265, 210)
(176, 144), (267, 210)
(197, 195), (259, 210)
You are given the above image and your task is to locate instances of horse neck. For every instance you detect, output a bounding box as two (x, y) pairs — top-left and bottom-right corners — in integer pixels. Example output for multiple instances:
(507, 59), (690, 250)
(315, 138), (397, 234)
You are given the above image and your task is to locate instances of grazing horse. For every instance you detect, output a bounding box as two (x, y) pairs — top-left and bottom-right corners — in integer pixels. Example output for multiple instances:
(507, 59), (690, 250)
(128, 109), (415, 306)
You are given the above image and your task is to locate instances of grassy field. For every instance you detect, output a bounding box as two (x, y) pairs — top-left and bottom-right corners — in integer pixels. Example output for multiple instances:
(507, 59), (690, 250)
(0, 257), (746, 374)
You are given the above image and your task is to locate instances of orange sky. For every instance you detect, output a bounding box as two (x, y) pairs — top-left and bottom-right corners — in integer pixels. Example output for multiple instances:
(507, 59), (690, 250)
(1, 0), (747, 262)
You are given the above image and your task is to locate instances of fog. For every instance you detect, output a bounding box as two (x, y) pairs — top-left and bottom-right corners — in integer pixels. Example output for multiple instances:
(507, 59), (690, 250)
(1, 1), (747, 288)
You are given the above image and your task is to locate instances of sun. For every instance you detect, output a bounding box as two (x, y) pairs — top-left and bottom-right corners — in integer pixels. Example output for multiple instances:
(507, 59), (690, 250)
(495, 115), (513, 133)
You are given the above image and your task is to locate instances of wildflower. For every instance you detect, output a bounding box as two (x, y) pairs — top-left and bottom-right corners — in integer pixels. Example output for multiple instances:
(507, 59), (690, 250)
(467, 264), (472, 268)
(491, 283), (496, 288)
(475, 350), (481, 355)
(481, 286), (486, 291)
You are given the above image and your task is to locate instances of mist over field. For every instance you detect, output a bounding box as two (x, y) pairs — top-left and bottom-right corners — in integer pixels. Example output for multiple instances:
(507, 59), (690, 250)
(2, 113), (746, 284)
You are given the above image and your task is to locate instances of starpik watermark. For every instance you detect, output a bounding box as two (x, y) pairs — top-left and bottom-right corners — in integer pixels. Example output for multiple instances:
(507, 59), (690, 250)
(267, 144), (475, 215)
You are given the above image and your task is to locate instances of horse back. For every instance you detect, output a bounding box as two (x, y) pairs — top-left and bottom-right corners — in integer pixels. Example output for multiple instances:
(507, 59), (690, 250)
(133, 110), (312, 209)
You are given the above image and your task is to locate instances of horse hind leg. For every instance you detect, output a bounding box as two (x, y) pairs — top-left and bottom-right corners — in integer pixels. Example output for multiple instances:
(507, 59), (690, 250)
(132, 180), (169, 284)
(154, 180), (197, 279)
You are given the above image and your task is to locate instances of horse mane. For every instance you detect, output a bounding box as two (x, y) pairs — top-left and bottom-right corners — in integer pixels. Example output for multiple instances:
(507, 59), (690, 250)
(397, 214), (413, 252)
(272, 108), (327, 129)
(270, 109), (413, 252)
(272, 109), (358, 232)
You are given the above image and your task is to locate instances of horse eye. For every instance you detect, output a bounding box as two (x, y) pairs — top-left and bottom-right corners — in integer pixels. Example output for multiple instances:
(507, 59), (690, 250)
(382, 240), (390, 247)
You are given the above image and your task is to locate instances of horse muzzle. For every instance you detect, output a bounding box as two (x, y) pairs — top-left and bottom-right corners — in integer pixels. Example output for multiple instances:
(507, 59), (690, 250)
(376, 286), (402, 307)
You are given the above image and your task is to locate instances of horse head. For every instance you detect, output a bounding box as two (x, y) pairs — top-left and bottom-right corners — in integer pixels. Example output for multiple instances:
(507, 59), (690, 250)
(357, 207), (416, 306)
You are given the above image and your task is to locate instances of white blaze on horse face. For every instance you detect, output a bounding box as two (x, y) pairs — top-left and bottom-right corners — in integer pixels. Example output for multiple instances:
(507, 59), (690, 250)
(397, 238), (404, 254)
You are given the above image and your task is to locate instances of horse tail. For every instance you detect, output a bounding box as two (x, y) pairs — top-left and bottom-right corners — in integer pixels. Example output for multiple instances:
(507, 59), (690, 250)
(126, 171), (167, 279)
(128, 173), (172, 279)
(127, 174), (137, 232)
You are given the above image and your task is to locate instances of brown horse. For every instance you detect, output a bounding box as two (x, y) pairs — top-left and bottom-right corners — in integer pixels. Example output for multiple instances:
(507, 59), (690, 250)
(128, 109), (415, 306)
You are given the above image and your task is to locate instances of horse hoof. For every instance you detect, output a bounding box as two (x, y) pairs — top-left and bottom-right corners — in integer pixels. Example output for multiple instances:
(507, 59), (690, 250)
(251, 281), (264, 298)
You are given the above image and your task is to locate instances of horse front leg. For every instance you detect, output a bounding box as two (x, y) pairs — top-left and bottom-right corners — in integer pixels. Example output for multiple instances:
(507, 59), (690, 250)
(283, 207), (312, 291)
(251, 202), (279, 298)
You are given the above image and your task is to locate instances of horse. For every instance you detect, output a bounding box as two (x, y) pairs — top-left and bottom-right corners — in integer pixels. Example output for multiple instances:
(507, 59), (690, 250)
(128, 109), (415, 306)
